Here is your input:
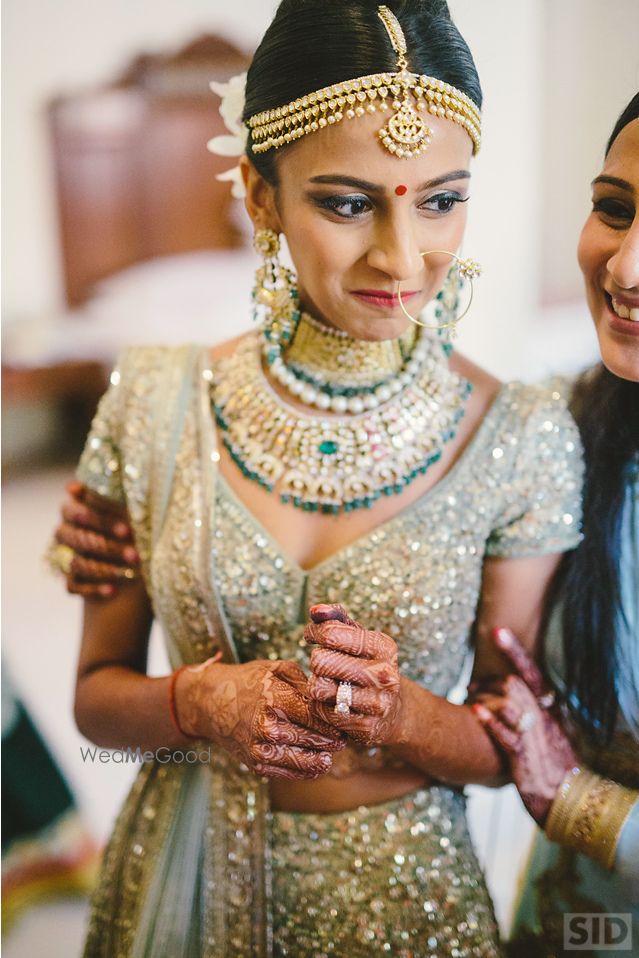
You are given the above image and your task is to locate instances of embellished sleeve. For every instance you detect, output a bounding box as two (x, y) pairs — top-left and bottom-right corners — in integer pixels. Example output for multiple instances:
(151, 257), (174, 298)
(486, 379), (584, 558)
(75, 356), (126, 504)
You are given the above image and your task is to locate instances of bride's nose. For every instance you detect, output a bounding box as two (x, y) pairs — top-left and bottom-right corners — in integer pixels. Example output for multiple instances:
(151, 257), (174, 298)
(366, 212), (424, 283)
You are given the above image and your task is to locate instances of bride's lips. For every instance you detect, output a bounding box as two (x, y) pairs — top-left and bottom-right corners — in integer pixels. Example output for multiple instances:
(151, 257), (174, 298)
(605, 292), (639, 337)
(350, 289), (419, 310)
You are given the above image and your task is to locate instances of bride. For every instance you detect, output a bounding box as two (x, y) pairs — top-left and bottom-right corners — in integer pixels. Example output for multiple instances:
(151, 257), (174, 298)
(50, 2), (582, 955)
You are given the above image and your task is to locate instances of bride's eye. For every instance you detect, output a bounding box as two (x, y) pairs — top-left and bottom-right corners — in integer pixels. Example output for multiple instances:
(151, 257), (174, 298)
(315, 194), (373, 218)
(419, 191), (469, 215)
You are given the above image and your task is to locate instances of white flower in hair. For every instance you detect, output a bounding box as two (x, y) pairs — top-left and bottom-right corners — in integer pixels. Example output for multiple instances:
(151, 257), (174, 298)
(207, 72), (248, 199)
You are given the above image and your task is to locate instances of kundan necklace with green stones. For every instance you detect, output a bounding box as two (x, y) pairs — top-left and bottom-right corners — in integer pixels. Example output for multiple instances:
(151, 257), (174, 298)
(211, 312), (472, 515)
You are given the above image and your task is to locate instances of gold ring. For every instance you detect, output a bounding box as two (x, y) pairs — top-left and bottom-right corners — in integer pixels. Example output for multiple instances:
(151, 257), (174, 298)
(46, 542), (75, 576)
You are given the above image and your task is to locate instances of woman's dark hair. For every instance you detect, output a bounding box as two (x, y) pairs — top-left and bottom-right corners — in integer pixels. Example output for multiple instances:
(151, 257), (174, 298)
(547, 93), (639, 743)
(242, 0), (481, 183)
(606, 91), (639, 156)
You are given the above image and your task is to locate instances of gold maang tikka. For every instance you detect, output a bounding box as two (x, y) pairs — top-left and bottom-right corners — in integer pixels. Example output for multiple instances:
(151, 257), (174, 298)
(376, 5), (432, 158)
(248, 6), (481, 159)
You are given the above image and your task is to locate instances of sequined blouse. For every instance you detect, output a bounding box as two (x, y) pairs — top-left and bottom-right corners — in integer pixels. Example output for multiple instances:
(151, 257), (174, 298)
(75, 341), (584, 957)
(79, 341), (583, 683)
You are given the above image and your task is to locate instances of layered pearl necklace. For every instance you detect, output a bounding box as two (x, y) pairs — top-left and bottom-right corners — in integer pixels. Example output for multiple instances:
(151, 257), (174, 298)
(211, 312), (472, 515)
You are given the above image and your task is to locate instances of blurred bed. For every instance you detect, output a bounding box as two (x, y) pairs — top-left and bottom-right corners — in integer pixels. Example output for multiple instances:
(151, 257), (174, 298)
(3, 32), (257, 432)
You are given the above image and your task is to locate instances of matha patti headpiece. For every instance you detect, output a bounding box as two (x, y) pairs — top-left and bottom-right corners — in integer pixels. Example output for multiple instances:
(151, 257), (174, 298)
(248, 5), (481, 159)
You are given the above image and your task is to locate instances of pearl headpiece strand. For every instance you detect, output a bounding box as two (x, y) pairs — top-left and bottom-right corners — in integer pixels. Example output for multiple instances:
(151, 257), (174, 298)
(207, 6), (481, 196)
(248, 6), (481, 159)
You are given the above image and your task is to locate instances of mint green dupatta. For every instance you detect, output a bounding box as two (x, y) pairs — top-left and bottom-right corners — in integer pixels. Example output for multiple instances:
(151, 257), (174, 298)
(78, 345), (272, 957)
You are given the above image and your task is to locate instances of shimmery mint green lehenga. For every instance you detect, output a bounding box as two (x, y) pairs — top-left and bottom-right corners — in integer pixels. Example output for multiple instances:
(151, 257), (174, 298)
(76, 338), (583, 957)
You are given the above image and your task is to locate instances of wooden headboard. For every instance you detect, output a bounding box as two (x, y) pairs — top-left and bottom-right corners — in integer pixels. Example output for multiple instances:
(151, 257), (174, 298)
(49, 34), (250, 307)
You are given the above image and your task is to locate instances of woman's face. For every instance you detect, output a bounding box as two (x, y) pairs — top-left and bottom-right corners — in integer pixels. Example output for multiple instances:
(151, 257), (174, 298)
(245, 111), (473, 341)
(577, 118), (639, 382)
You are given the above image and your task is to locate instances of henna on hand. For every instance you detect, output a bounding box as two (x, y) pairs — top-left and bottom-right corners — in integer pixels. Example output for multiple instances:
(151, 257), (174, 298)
(307, 607), (510, 785)
(305, 604), (401, 746)
(471, 629), (578, 826)
(176, 657), (345, 780)
(54, 482), (140, 598)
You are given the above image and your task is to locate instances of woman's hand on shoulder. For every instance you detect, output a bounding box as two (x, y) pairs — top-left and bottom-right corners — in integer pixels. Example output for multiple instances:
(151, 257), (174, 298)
(470, 628), (578, 826)
(175, 656), (345, 779)
(304, 604), (402, 746)
(54, 481), (140, 598)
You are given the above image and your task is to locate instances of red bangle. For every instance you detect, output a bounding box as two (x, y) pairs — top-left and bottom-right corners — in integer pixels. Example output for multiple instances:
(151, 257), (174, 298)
(168, 666), (198, 739)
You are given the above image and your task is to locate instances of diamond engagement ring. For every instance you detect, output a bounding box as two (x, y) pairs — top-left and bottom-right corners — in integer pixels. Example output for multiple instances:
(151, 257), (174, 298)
(335, 681), (353, 716)
(517, 711), (538, 733)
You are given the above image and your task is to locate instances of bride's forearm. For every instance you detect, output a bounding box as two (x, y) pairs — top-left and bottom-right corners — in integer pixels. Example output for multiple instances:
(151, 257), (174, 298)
(387, 678), (508, 787)
(74, 666), (193, 753)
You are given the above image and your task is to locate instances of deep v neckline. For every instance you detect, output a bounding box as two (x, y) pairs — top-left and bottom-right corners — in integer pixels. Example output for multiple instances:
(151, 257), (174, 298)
(214, 384), (508, 577)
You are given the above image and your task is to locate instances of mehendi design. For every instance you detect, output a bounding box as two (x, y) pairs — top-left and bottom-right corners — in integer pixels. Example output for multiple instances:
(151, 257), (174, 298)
(55, 483), (140, 595)
(177, 657), (345, 780)
(471, 630), (579, 825)
(305, 604), (401, 746)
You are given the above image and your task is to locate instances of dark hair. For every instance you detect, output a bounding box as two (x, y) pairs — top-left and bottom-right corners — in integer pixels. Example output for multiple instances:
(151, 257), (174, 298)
(242, 0), (482, 183)
(548, 93), (639, 743)
(606, 91), (639, 155)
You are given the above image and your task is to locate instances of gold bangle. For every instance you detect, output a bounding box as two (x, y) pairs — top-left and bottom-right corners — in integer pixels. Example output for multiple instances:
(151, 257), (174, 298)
(591, 784), (637, 870)
(545, 765), (584, 843)
(45, 541), (75, 577)
(545, 765), (638, 870)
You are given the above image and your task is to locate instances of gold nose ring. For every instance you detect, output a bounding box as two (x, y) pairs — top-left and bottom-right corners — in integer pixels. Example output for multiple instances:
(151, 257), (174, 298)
(397, 250), (482, 330)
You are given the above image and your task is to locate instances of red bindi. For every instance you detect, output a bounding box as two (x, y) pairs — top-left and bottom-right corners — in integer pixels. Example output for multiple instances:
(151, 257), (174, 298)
(394, 185), (408, 196)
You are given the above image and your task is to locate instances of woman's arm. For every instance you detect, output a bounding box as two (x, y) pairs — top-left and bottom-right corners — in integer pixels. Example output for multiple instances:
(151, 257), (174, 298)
(306, 551), (562, 787)
(390, 553), (563, 786)
(473, 630), (638, 881)
(75, 563), (344, 778)
(53, 481), (140, 599)
(74, 578), (190, 752)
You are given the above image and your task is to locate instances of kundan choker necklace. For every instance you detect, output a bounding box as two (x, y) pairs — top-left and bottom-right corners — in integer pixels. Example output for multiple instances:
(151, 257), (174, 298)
(210, 313), (472, 515)
(283, 311), (417, 396)
(270, 312), (422, 411)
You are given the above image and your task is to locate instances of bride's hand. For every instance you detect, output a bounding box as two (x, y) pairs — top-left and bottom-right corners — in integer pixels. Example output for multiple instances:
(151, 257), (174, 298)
(175, 657), (345, 779)
(304, 604), (401, 746)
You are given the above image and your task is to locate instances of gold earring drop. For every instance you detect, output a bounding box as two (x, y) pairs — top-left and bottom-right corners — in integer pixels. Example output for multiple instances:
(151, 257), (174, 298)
(252, 229), (301, 366)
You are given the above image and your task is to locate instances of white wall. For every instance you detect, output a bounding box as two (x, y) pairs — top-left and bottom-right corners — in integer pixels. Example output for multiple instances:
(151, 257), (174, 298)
(1, 0), (277, 322)
(539, 0), (639, 305)
(449, 0), (544, 377)
(2, 0), (639, 379)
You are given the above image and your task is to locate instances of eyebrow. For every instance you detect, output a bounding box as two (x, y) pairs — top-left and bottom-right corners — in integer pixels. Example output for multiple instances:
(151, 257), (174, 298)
(591, 174), (634, 194)
(308, 170), (471, 192)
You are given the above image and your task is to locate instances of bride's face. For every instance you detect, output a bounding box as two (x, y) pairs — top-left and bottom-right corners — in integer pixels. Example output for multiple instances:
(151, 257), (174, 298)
(244, 111), (473, 341)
